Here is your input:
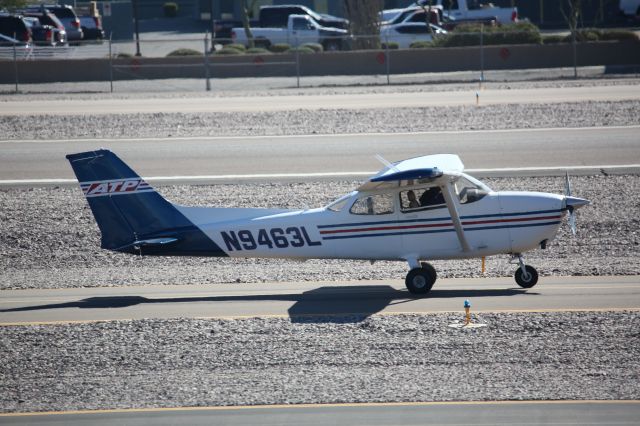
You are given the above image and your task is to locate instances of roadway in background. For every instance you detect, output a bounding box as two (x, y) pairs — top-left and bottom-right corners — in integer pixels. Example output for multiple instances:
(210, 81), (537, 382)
(2, 85), (639, 115)
(1, 126), (639, 184)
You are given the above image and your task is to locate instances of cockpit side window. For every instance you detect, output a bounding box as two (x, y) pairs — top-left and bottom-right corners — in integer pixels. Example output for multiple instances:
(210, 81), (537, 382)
(399, 186), (445, 212)
(349, 193), (394, 215)
(455, 177), (488, 204)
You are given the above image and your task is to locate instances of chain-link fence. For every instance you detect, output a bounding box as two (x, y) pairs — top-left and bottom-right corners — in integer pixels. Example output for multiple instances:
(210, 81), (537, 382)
(1, 28), (639, 93)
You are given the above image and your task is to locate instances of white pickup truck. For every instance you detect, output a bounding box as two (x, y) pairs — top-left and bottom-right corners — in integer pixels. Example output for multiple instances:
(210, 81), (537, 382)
(231, 14), (348, 51)
(424, 0), (518, 24)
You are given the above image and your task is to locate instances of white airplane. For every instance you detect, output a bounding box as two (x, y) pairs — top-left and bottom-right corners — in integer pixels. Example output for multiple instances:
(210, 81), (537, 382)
(66, 150), (589, 295)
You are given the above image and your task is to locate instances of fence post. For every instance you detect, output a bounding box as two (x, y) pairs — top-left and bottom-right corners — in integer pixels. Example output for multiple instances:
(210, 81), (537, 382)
(385, 33), (390, 85)
(108, 33), (113, 93)
(572, 29), (577, 79)
(204, 31), (211, 92)
(295, 34), (300, 88)
(13, 35), (18, 93)
(480, 24), (484, 89)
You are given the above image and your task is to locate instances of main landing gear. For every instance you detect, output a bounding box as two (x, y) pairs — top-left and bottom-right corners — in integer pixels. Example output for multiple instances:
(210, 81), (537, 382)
(513, 254), (538, 288)
(405, 261), (437, 295)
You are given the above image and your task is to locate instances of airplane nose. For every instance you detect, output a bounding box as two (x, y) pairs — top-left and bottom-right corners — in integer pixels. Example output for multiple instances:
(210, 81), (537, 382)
(564, 196), (590, 210)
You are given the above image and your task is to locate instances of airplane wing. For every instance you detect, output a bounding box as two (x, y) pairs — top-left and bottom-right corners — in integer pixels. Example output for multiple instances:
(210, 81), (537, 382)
(358, 154), (471, 252)
(358, 154), (464, 191)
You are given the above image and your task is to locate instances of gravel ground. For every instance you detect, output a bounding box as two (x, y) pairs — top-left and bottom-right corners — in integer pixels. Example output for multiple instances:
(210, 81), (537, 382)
(1, 100), (639, 140)
(1, 175), (638, 290)
(1, 311), (638, 412)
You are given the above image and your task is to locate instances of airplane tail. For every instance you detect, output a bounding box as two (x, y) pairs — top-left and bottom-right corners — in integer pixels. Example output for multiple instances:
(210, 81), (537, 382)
(66, 149), (226, 257)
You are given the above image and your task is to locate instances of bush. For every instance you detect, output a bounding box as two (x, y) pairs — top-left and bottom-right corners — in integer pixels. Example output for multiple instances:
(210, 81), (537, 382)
(166, 48), (201, 57)
(163, 2), (178, 18)
(382, 41), (400, 49)
(301, 42), (323, 53)
(286, 46), (315, 54)
(215, 47), (244, 55)
(111, 52), (133, 58)
(433, 22), (542, 47)
(226, 43), (246, 52)
(598, 30), (639, 42)
(409, 41), (432, 49)
(246, 47), (271, 54)
(268, 43), (290, 53)
(542, 35), (565, 44)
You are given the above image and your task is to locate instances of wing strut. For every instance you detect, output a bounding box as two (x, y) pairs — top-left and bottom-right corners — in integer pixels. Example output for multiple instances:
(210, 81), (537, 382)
(441, 181), (471, 252)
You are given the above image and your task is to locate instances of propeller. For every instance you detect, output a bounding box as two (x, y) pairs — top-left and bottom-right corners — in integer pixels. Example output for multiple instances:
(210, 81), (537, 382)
(564, 172), (590, 236)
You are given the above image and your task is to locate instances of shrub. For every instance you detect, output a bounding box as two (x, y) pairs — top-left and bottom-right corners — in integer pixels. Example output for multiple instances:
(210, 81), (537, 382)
(433, 22), (542, 47)
(286, 46), (315, 54)
(226, 43), (246, 52)
(382, 41), (400, 49)
(268, 43), (290, 53)
(215, 47), (244, 55)
(301, 42), (323, 53)
(111, 52), (133, 58)
(598, 30), (639, 42)
(246, 47), (271, 54)
(542, 35), (565, 44)
(409, 41), (432, 49)
(166, 48), (201, 57)
(163, 2), (178, 18)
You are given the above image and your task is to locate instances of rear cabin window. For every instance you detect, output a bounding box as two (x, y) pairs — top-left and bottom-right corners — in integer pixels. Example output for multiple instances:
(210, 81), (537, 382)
(350, 193), (394, 215)
(399, 187), (445, 212)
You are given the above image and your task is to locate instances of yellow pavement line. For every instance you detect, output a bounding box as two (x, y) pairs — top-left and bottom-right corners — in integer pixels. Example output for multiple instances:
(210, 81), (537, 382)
(1, 307), (639, 326)
(1, 400), (639, 417)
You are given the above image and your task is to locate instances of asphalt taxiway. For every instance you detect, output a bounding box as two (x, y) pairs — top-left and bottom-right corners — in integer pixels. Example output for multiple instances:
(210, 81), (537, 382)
(1, 401), (639, 426)
(1, 276), (638, 325)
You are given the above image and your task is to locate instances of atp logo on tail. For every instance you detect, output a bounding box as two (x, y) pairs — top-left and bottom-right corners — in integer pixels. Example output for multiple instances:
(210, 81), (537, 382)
(80, 178), (153, 198)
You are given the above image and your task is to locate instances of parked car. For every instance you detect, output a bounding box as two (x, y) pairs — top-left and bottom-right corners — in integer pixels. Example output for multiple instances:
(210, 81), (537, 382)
(380, 21), (447, 49)
(232, 14), (348, 51)
(79, 16), (104, 41)
(0, 32), (33, 59)
(0, 14), (32, 43)
(23, 4), (82, 42)
(258, 5), (349, 30)
(21, 11), (67, 45)
(426, 0), (517, 24)
(439, 13), (497, 31)
(22, 16), (56, 46)
(383, 5), (443, 26)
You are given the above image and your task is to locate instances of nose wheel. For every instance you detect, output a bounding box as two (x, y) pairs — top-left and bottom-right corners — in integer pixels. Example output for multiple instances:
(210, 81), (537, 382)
(405, 262), (437, 295)
(513, 255), (538, 288)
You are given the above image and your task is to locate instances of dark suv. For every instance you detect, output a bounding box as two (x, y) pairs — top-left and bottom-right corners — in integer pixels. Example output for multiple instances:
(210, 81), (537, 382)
(0, 14), (32, 42)
(24, 4), (82, 42)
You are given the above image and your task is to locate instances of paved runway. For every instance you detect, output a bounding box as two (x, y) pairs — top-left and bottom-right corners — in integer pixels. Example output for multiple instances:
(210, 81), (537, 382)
(1, 401), (639, 425)
(1, 276), (638, 325)
(2, 85), (640, 116)
(1, 126), (639, 183)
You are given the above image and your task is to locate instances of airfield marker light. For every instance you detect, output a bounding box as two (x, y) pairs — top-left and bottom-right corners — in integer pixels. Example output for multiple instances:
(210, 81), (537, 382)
(476, 92), (479, 106)
(482, 256), (486, 274)
(464, 299), (471, 326)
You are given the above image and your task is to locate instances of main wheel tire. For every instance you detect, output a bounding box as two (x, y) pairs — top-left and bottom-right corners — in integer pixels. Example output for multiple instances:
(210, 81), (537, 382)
(405, 267), (436, 295)
(420, 262), (437, 282)
(515, 265), (538, 288)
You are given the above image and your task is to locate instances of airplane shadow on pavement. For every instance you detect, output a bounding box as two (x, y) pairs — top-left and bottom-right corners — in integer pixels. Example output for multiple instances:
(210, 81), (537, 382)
(1, 285), (535, 323)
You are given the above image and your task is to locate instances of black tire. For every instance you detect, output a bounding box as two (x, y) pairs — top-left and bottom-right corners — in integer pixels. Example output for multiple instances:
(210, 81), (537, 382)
(420, 262), (437, 281)
(405, 267), (436, 295)
(515, 265), (538, 288)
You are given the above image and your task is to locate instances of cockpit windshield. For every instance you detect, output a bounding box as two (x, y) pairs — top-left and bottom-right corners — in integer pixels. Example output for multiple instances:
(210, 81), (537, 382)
(454, 175), (489, 204)
(326, 191), (355, 212)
